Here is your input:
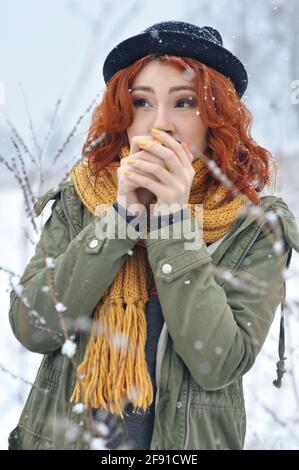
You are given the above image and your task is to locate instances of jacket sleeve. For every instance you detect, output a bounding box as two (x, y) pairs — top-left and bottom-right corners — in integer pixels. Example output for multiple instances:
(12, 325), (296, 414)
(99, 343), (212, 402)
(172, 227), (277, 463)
(145, 213), (297, 390)
(8, 198), (140, 354)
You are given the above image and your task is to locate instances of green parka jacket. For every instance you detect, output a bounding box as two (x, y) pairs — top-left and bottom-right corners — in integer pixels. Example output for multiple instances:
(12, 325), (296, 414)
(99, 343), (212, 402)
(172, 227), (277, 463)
(7, 180), (299, 450)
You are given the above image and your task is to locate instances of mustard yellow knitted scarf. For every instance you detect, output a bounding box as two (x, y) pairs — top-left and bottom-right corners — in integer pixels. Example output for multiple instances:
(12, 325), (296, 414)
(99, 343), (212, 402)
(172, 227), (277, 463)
(69, 145), (245, 419)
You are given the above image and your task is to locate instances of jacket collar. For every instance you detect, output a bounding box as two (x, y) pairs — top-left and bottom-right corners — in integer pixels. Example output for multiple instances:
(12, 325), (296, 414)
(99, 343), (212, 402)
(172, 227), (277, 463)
(211, 195), (299, 264)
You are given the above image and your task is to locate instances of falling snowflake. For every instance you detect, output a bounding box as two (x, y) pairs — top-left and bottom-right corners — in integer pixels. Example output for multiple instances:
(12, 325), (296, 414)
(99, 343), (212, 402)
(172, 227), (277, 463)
(282, 268), (292, 280)
(55, 302), (67, 312)
(95, 422), (110, 437)
(182, 67), (196, 81)
(11, 277), (24, 297)
(265, 212), (278, 224)
(273, 240), (284, 254)
(74, 316), (92, 332)
(194, 340), (203, 350)
(46, 257), (55, 269)
(112, 332), (129, 350)
(73, 403), (85, 414)
(127, 385), (141, 401)
(90, 437), (107, 450)
(150, 29), (159, 40)
(29, 310), (46, 325)
(22, 296), (30, 308)
(62, 338), (77, 358)
(65, 427), (78, 443)
(222, 271), (234, 281)
(199, 361), (211, 375)
(214, 437), (222, 447)
(253, 206), (265, 217)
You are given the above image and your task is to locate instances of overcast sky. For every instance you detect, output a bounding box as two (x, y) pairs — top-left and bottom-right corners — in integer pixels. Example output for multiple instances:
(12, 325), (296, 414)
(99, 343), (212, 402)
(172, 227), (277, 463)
(0, 0), (188, 137)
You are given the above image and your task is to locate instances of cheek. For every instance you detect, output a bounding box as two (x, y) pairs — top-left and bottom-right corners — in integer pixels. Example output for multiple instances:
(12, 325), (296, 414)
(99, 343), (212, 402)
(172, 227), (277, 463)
(127, 114), (142, 130)
(189, 126), (207, 144)
(188, 127), (208, 154)
(195, 123), (208, 143)
(126, 123), (137, 142)
(127, 121), (148, 140)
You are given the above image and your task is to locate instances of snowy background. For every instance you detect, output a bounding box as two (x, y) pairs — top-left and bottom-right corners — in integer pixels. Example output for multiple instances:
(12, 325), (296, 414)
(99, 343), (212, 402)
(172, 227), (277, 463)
(1, 0), (299, 450)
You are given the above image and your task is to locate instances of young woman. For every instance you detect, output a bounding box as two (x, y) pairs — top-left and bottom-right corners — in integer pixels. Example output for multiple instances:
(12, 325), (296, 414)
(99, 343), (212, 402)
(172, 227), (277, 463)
(8, 21), (299, 450)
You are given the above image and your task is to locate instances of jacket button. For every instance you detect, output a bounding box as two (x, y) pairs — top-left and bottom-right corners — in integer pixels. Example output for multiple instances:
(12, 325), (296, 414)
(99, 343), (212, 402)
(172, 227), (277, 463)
(88, 239), (99, 249)
(162, 263), (172, 274)
(176, 401), (182, 408)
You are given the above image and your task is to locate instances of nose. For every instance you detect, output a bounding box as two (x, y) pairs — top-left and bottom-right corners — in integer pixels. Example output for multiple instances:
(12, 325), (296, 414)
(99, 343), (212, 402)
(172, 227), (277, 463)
(151, 106), (175, 136)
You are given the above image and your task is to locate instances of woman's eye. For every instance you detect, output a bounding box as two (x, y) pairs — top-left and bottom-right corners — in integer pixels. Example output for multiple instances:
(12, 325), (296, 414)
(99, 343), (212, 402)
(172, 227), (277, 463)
(176, 99), (195, 108)
(132, 98), (195, 108)
(133, 99), (150, 107)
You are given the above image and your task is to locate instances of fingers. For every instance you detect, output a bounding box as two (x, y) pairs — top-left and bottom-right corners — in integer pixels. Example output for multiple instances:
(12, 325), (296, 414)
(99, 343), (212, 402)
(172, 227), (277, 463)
(120, 155), (161, 183)
(129, 135), (154, 156)
(150, 129), (194, 167)
(121, 151), (166, 169)
(124, 133), (194, 177)
(126, 159), (173, 185)
(137, 139), (183, 178)
(129, 135), (168, 169)
(125, 170), (162, 195)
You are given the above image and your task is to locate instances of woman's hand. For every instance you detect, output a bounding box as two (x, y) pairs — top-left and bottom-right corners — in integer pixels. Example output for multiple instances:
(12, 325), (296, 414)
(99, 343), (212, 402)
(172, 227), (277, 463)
(117, 134), (166, 212)
(124, 129), (195, 212)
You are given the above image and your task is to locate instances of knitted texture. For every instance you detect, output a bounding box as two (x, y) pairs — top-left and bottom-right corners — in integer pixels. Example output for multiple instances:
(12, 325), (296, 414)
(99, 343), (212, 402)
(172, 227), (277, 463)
(69, 145), (246, 418)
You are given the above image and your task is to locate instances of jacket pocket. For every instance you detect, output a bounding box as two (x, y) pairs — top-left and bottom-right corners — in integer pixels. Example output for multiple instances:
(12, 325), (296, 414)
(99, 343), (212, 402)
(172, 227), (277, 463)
(187, 377), (246, 450)
(187, 403), (246, 450)
(8, 359), (62, 449)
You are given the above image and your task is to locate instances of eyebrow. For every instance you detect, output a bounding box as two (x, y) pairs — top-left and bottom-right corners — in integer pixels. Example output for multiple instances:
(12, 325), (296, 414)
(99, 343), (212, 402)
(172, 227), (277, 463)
(131, 86), (196, 94)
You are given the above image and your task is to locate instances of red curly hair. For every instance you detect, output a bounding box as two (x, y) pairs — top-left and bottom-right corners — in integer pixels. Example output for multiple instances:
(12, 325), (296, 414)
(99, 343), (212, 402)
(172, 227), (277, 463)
(82, 54), (275, 203)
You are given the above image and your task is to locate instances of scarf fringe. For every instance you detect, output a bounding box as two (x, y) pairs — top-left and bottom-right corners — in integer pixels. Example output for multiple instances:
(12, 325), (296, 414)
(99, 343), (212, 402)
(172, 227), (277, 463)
(70, 297), (153, 420)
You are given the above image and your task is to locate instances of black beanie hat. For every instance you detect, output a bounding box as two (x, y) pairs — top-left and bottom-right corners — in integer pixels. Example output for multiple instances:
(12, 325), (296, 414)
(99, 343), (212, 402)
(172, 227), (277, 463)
(103, 20), (248, 98)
